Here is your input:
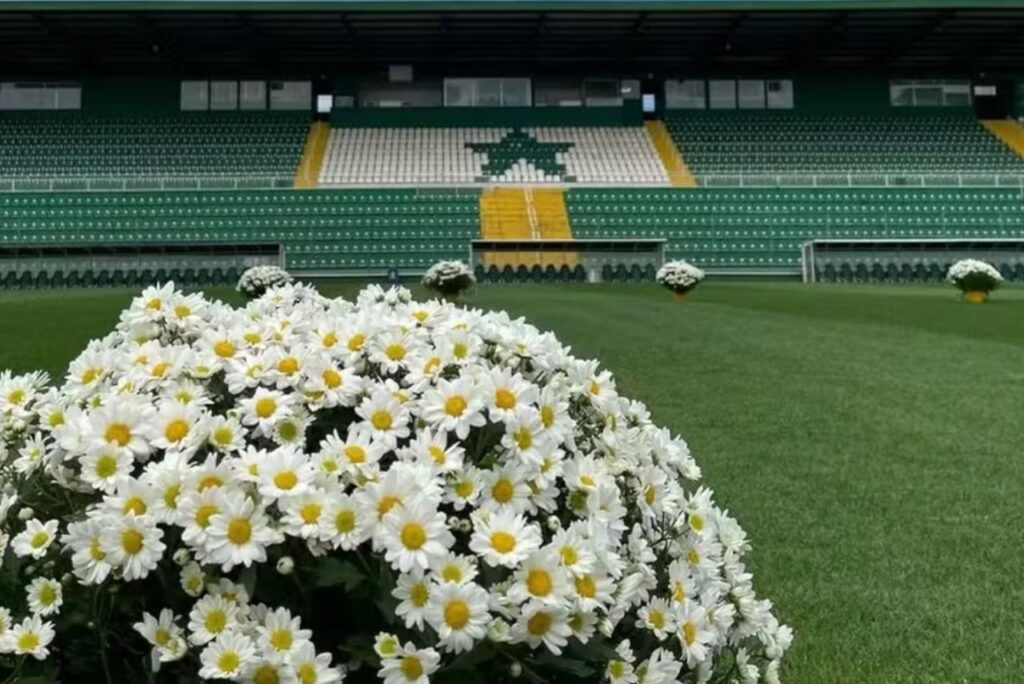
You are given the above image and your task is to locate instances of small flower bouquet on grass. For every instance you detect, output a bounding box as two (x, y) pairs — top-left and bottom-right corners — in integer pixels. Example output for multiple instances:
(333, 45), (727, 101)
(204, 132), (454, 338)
(237, 265), (294, 299)
(422, 260), (475, 299)
(946, 259), (1003, 303)
(656, 260), (706, 299)
(0, 283), (790, 683)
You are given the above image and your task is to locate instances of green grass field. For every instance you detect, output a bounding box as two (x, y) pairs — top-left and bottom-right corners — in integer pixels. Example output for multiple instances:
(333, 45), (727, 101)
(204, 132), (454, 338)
(2, 281), (1022, 683)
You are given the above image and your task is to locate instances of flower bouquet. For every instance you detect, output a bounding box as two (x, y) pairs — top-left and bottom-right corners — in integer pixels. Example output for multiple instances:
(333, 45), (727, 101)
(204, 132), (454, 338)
(237, 265), (294, 299)
(946, 259), (1003, 303)
(656, 260), (706, 300)
(421, 261), (475, 300)
(0, 282), (790, 683)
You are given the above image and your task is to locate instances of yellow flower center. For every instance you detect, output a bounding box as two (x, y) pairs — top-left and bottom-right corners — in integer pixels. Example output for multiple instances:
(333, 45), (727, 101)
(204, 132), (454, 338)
(163, 484), (181, 509)
(154, 628), (171, 646)
(385, 343), (406, 361)
(300, 503), (322, 524)
(123, 496), (147, 516)
(400, 522), (427, 550)
(196, 504), (219, 528)
(277, 357), (300, 375)
(452, 342), (467, 359)
(322, 369), (342, 389)
(687, 548), (700, 566)
(255, 398), (277, 419)
(146, 298), (162, 310)
(254, 664), (280, 684)
(540, 405), (555, 428)
(214, 340), (236, 358)
(649, 610), (665, 630)
(575, 575), (597, 599)
(269, 628), (293, 651)
(213, 427), (234, 446)
(244, 332), (262, 344)
(297, 663), (318, 684)
(322, 332), (338, 348)
(273, 471), (298, 490)
(81, 367), (101, 384)
(423, 356), (442, 374)
(490, 531), (516, 554)
(164, 419), (189, 443)
(444, 395), (467, 417)
(494, 388), (516, 410)
(344, 445), (366, 464)
(682, 620), (697, 646)
(198, 475), (224, 491)
(104, 423), (131, 447)
(400, 656), (423, 680)
(527, 569), (552, 597)
(371, 410), (393, 430)
(527, 611), (552, 636)
(95, 454), (118, 478)
(454, 480), (475, 498)
(690, 513), (705, 532)
(559, 546), (578, 566)
(174, 305), (191, 319)
(150, 361), (171, 378)
(17, 633), (40, 651)
(644, 485), (656, 506)
(7, 388), (25, 405)
(227, 518), (252, 545)
(428, 445), (446, 465)
(444, 600), (470, 629)
(441, 565), (462, 583)
(325, 506), (352, 532)
(491, 478), (515, 504)
(410, 582), (429, 607)
(38, 584), (57, 606)
(347, 333), (366, 351)
(216, 651), (239, 673)
(514, 427), (533, 450)
(121, 529), (144, 555)
(89, 538), (105, 561)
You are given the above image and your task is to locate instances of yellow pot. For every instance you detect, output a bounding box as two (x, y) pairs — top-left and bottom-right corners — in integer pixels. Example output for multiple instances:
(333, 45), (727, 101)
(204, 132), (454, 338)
(964, 291), (987, 304)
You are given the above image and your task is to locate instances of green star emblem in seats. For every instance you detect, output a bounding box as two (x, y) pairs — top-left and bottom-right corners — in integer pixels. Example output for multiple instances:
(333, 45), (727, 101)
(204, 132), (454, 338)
(467, 128), (574, 178)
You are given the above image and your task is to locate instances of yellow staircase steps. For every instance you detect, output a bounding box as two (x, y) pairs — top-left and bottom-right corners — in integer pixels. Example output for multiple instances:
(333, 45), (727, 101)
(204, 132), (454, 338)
(479, 188), (535, 267)
(645, 120), (698, 188)
(981, 119), (1024, 159)
(293, 122), (330, 189)
(530, 188), (577, 267)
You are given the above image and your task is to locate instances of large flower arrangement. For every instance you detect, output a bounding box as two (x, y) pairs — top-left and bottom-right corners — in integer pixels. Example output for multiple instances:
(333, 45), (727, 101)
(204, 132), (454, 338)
(421, 261), (475, 299)
(237, 265), (294, 299)
(656, 261), (706, 297)
(946, 259), (1003, 303)
(0, 282), (790, 684)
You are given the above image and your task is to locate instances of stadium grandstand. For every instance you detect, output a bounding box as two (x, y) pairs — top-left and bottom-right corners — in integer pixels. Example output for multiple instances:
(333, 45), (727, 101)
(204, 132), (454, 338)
(1, 0), (1024, 286)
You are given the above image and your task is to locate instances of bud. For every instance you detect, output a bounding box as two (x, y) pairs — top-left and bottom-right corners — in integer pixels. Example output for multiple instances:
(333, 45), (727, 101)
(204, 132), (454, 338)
(276, 556), (295, 575)
(172, 548), (192, 566)
(545, 515), (561, 531)
(509, 662), (522, 678)
(18, 506), (34, 520)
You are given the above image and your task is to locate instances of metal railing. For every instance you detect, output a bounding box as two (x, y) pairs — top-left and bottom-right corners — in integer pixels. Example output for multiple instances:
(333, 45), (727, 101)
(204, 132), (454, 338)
(0, 176), (295, 193)
(698, 172), (1024, 189)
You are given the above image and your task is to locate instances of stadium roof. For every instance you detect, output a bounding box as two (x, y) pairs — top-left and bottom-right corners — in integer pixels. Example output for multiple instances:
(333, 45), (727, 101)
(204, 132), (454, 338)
(3, 4), (1024, 74)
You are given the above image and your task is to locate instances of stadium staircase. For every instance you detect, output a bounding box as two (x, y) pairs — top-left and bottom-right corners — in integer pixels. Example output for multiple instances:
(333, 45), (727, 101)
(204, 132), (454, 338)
(293, 122), (331, 189)
(980, 119), (1024, 160)
(479, 188), (535, 267)
(529, 188), (577, 266)
(644, 121), (698, 187)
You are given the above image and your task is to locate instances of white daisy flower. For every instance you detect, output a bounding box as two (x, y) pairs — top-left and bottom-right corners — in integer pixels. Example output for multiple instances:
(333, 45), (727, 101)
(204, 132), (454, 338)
(198, 630), (256, 679)
(26, 577), (63, 616)
(378, 642), (440, 684)
(424, 581), (490, 654)
(188, 594), (240, 646)
(393, 570), (431, 630)
(420, 376), (486, 440)
(380, 497), (454, 573)
(511, 603), (573, 654)
(468, 511), (542, 569)
(205, 490), (276, 571)
(100, 513), (165, 580)
(2, 614), (55, 660)
(12, 518), (59, 559)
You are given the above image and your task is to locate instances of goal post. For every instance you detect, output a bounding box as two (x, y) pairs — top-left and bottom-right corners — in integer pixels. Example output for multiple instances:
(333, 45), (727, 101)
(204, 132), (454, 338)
(802, 238), (1024, 283)
(470, 238), (667, 283)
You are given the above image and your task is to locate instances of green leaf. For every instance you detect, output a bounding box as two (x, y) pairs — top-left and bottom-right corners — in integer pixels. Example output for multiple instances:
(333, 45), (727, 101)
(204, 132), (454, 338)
(239, 565), (258, 597)
(566, 635), (620, 662)
(531, 654), (595, 679)
(314, 557), (365, 591)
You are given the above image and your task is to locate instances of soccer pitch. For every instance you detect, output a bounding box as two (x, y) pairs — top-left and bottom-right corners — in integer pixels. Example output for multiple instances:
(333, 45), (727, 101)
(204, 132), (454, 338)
(2, 281), (1022, 683)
